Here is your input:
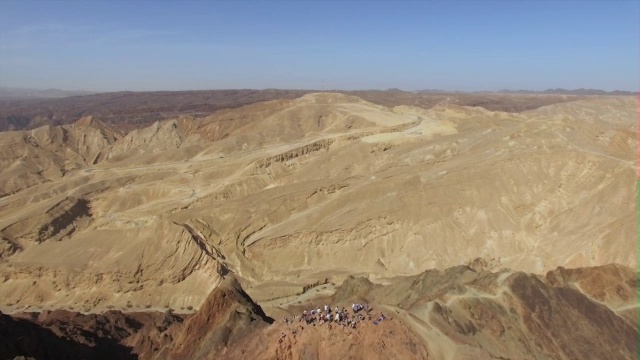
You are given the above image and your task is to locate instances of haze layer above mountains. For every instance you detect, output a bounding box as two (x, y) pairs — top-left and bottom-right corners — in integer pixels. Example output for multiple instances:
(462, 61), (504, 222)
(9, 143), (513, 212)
(0, 90), (636, 359)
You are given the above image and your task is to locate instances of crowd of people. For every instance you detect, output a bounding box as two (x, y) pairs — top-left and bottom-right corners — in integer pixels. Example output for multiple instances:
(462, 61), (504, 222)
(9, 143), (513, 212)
(281, 303), (387, 331)
(277, 303), (391, 344)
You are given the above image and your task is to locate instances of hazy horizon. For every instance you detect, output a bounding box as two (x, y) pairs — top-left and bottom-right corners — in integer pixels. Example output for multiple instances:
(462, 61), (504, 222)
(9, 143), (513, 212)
(1, 85), (637, 95)
(1, 0), (637, 92)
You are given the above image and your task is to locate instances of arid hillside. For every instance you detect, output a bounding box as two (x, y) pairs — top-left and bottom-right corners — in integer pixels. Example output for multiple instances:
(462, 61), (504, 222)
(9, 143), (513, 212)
(0, 93), (635, 315)
(0, 92), (636, 359)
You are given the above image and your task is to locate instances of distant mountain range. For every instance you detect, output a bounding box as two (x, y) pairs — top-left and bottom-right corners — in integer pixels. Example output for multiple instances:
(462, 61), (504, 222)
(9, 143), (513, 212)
(497, 88), (637, 95)
(0, 87), (95, 99)
(416, 88), (637, 95)
(2, 87), (635, 100)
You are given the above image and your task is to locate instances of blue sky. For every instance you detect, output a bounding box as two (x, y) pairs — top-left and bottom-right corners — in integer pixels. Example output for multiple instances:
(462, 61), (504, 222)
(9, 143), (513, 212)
(0, 0), (637, 92)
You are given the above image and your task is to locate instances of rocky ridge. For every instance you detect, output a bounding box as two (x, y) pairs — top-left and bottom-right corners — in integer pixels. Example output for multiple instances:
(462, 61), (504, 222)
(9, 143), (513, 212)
(1, 264), (636, 360)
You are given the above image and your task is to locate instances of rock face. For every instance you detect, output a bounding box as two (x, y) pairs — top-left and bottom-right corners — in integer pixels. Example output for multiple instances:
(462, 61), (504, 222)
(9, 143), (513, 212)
(1, 265), (636, 360)
(157, 276), (273, 359)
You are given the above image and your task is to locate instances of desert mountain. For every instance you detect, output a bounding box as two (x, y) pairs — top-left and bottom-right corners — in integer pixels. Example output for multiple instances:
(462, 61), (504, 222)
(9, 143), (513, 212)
(0, 92), (636, 359)
(0, 116), (121, 197)
(0, 93), (635, 315)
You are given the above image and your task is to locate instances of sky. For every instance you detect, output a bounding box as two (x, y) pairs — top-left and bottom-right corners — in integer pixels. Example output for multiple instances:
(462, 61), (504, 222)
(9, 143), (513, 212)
(0, 0), (637, 92)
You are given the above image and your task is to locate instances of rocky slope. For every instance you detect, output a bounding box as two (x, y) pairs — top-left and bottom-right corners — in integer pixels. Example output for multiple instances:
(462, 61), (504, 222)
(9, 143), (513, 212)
(154, 276), (274, 359)
(0, 116), (120, 197)
(330, 264), (638, 359)
(0, 308), (183, 359)
(1, 265), (636, 360)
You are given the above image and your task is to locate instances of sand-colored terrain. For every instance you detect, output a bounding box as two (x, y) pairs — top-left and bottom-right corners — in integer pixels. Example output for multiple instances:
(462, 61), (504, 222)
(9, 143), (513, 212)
(0, 93), (636, 315)
(0, 92), (637, 359)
